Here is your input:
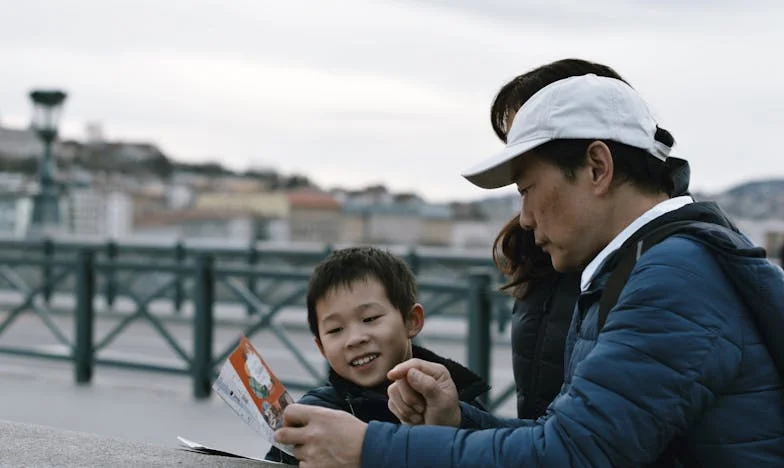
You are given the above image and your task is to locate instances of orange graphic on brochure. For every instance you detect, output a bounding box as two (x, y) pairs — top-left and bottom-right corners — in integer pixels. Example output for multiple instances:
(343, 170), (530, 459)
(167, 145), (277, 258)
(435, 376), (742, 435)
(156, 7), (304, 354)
(228, 336), (294, 431)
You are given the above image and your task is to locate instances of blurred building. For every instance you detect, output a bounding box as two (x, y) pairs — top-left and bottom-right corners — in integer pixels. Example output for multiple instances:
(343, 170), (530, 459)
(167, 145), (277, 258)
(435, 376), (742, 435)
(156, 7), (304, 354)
(0, 125), (42, 159)
(0, 193), (32, 238)
(194, 191), (289, 218)
(341, 202), (454, 247)
(134, 190), (291, 243)
(450, 220), (499, 249)
(132, 208), (289, 243)
(64, 189), (134, 239)
(447, 200), (505, 249)
(287, 190), (341, 243)
(165, 184), (194, 210)
(66, 190), (104, 236)
(419, 204), (454, 246)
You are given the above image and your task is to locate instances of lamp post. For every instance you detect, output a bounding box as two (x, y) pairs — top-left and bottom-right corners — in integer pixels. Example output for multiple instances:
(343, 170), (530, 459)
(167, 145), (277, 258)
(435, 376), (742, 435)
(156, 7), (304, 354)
(29, 89), (67, 236)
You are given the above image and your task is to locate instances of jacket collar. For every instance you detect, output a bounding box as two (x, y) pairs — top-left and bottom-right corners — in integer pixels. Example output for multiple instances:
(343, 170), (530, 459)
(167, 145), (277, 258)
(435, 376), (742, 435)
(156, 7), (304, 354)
(327, 345), (489, 403)
(581, 196), (694, 291)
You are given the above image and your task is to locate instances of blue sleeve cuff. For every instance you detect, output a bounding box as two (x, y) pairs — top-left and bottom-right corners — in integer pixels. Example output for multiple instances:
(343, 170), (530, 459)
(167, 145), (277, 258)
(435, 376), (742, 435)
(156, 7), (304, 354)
(361, 421), (464, 467)
(460, 402), (535, 429)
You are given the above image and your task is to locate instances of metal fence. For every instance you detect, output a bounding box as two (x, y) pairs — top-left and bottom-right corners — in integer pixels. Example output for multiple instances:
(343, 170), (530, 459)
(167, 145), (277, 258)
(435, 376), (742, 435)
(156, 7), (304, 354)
(0, 238), (516, 412)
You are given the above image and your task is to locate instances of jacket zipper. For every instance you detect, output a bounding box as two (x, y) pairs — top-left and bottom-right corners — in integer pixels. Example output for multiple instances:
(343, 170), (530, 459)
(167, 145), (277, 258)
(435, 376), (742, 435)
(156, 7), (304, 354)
(345, 395), (356, 416)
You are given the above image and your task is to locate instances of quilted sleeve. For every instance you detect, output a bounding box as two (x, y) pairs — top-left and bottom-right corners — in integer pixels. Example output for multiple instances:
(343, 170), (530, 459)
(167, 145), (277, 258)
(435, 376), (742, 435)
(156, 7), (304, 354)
(360, 237), (745, 467)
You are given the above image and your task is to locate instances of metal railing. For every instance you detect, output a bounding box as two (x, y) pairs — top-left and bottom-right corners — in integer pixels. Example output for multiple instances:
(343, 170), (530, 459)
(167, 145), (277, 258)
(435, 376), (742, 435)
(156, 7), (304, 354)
(0, 238), (515, 412)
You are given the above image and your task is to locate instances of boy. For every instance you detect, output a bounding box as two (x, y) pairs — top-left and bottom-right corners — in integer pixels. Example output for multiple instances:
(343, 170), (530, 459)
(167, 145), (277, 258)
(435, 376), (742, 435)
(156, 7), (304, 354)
(266, 246), (489, 464)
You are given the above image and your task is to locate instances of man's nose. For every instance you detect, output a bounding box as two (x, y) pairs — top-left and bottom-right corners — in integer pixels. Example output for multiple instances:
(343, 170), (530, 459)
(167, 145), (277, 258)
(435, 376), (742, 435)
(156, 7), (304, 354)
(518, 202), (535, 231)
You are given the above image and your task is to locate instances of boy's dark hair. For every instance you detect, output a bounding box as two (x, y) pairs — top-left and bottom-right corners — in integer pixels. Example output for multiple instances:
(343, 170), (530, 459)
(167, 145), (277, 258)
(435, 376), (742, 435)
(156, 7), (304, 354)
(306, 247), (417, 338)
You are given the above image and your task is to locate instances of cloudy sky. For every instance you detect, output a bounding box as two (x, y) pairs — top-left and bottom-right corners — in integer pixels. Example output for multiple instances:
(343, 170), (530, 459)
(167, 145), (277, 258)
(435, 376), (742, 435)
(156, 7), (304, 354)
(1, 0), (782, 202)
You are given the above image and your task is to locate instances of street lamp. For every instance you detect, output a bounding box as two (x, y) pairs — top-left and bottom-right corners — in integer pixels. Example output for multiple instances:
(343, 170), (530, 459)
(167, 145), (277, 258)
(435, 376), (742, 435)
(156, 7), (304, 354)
(29, 89), (68, 235)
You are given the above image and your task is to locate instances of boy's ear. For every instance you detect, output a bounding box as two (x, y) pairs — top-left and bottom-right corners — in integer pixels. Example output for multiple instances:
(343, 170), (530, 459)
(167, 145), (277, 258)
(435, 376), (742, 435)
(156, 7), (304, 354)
(314, 337), (325, 358)
(406, 304), (425, 339)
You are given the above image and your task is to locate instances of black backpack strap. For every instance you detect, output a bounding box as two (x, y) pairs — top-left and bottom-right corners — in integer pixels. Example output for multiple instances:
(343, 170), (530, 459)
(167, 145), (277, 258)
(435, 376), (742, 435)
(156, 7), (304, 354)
(597, 221), (696, 330)
(595, 220), (705, 467)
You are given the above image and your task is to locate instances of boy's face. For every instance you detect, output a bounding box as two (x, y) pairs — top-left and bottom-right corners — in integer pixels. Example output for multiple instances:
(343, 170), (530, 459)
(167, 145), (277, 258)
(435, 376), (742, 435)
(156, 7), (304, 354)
(314, 277), (423, 388)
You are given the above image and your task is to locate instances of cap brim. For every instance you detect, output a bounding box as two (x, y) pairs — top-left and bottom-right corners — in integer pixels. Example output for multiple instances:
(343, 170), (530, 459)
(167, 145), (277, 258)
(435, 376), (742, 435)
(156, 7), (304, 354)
(461, 136), (551, 189)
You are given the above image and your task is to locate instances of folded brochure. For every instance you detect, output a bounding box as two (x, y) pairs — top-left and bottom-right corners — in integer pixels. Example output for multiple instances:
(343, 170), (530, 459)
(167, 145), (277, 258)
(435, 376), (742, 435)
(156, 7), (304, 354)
(177, 436), (267, 461)
(177, 335), (297, 463)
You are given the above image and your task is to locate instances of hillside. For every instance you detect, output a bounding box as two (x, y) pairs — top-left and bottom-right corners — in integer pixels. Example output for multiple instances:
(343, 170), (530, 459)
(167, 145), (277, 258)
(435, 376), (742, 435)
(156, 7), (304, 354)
(696, 179), (784, 220)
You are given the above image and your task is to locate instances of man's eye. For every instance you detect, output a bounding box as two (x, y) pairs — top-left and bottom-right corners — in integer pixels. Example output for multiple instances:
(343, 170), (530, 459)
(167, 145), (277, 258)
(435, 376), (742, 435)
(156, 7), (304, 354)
(363, 315), (381, 323)
(326, 327), (342, 335)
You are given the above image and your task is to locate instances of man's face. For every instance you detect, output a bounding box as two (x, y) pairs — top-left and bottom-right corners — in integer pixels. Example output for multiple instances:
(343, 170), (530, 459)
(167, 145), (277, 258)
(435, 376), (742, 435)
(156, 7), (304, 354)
(514, 153), (601, 272)
(315, 278), (422, 388)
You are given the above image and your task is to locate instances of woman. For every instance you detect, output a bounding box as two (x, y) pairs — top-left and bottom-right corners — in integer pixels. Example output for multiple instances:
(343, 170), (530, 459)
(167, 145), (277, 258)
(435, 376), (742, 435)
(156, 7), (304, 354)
(493, 217), (580, 419)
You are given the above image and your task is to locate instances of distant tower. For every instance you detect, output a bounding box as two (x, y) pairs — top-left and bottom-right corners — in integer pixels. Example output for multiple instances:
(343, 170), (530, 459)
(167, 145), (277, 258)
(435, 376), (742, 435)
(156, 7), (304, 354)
(85, 122), (105, 145)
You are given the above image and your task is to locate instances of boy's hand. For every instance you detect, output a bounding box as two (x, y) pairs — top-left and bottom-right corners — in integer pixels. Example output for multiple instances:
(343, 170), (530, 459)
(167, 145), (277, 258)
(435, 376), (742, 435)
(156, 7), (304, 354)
(275, 404), (367, 468)
(387, 359), (461, 428)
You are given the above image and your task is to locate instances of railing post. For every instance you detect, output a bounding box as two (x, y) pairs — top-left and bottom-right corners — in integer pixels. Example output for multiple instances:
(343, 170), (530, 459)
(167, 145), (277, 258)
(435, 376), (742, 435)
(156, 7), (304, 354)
(407, 247), (421, 276)
(467, 269), (492, 405)
(246, 243), (258, 316)
(495, 271), (510, 333)
(193, 254), (214, 399)
(42, 238), (54, 304)
(104, 240), (118, 308)
(173, 240), (186, 314)
(74, 249), (95, 384)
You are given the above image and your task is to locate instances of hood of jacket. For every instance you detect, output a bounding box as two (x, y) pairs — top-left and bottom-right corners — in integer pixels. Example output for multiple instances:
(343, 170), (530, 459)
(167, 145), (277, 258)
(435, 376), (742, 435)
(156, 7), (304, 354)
(601, 200), (784, 375)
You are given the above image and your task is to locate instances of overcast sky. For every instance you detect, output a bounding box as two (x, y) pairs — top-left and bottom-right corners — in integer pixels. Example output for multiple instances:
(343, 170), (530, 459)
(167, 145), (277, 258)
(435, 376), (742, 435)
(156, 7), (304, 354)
(1, 0), (782, 202)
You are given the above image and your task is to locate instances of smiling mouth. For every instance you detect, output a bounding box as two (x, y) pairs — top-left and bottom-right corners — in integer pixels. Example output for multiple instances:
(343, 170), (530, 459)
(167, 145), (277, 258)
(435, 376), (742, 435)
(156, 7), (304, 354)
(350, 354), (379, 366)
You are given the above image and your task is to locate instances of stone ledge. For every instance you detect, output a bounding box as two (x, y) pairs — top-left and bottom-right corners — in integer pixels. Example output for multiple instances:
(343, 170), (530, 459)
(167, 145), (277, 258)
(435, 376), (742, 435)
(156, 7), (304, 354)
(0, 419), (289, 467)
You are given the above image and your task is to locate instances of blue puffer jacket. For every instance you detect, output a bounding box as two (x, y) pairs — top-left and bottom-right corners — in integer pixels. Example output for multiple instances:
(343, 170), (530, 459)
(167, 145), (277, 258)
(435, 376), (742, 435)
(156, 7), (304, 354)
(267, 345), (489, 465)
(361, 203), (784, 467)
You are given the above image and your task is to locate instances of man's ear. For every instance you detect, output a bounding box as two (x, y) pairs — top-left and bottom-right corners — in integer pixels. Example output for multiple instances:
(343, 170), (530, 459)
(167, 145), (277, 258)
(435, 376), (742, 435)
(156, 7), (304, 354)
(406, 304), (425, 338)
(585, 140), (614, 195)
(314, 337), (326, 358)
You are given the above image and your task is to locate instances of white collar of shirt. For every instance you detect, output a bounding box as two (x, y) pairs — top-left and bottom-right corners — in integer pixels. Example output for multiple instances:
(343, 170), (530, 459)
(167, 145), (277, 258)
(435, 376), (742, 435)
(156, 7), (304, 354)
(580, 195), (694, 292)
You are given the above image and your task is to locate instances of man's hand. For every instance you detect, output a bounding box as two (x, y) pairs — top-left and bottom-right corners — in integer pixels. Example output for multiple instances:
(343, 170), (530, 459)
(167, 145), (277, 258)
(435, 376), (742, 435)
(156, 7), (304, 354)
(386, 358), (461, 427)
(274, 404), (367, 468)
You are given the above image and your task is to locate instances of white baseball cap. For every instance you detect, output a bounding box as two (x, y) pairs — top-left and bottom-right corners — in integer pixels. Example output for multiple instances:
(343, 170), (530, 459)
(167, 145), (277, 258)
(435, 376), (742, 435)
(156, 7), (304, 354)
(462, 74), (674, 189)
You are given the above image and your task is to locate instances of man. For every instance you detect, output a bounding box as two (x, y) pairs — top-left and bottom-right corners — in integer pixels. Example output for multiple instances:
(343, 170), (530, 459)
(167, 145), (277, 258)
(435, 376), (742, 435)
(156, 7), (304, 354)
(276, 64), (784, 467)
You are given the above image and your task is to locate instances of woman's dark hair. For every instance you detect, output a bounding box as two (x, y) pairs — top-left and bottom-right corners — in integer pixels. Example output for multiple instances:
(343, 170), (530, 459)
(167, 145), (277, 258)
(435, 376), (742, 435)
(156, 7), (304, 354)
(491, 59), (629, 143)
(492, 217), (555, 299)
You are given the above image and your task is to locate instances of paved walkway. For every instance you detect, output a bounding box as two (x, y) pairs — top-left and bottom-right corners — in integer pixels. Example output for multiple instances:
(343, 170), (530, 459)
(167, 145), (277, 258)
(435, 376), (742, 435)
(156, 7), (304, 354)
(0, 419), (289, 467)
(0, 356), (296, 464)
